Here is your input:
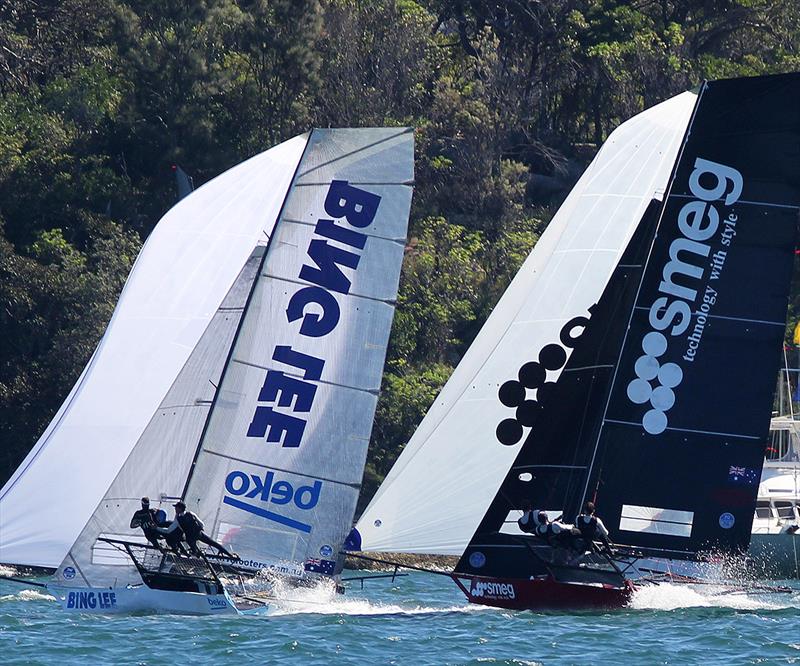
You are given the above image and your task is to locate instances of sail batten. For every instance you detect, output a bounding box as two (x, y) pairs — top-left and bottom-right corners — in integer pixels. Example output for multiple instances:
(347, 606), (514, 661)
(179, 128), (413, 574)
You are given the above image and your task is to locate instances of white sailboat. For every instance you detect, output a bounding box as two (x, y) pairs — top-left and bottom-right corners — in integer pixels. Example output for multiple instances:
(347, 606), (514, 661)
(1, 128), (414, 614)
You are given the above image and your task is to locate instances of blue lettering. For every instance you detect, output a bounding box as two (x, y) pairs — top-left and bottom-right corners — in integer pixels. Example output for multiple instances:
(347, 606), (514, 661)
(270, 480), (292, 505)
(225, 471), (249, 496)
(295, 480), (322, 509)
(324, 180), (381, 228)
(272, 346), (324, 381)
(109, 592), (116, 607)
(257, 371), (316, 412)
(299, 239), (360, 295)
(223, 470), (323, 533)
(248, 180), (382, 447)
(246, 471), (273, 501)
(315, 218), (367, 249)
(286, 286), (340, 337)
(247, 407), (306, 447)
(67, 592), (75, 608)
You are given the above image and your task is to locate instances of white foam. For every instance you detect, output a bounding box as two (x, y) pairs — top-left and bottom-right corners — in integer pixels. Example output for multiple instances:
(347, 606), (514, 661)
(630, 582), (798, 611)
(247, 577), (483, 617)
(0, 589), (55, 603)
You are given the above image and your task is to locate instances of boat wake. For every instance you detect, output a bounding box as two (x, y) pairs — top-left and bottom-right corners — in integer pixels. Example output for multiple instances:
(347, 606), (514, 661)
(0, 589), (55, 603)
(253, 578), (482, 617)
(630, 582), (799, 611)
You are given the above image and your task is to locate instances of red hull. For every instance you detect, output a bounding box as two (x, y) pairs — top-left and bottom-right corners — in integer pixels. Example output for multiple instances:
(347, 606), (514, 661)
(453, 574), (635, 610)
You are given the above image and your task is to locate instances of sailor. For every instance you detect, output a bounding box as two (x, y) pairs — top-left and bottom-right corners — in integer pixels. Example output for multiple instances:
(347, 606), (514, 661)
(129, 497), (164, 550)
(533, 511), (572, 546)
(576, 501), (612, 553)
(159, 501), (235, 558)
(517, 501), (537, 534)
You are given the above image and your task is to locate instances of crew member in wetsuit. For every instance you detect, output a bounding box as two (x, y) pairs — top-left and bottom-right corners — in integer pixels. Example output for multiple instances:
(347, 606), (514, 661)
(159, 501), (235, 558)
(534, 511), (573, 547)
(130, 497), (164, 550)
(518, 501), (536, 534)
(576, 501), (612, 553)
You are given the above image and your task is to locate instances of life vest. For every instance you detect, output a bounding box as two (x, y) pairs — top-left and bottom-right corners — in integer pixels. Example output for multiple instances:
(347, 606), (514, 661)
(518, 511), (536, 534)
(576, 514), (598, 539)
(535, 522), (563, 539)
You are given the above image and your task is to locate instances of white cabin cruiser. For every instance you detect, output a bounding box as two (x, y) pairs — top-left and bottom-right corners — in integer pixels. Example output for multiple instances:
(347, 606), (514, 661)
(750, 416), (800, 578)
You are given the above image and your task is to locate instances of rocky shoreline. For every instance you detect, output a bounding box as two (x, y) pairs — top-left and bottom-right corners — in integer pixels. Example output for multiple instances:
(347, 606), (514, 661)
(344, 552), (458, 572)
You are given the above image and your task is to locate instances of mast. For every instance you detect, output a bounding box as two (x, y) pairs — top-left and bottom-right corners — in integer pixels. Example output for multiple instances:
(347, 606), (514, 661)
(181, 128), (414, 573)
(179, 133), (313, 500)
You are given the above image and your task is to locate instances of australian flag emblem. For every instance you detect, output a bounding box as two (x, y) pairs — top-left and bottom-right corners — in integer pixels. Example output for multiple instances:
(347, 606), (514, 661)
(305, 558), (336, 575)
(728, 465), (758, 485)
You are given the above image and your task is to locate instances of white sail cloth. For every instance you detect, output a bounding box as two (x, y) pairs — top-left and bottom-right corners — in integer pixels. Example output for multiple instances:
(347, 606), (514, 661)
(0, 136), (307, 569)
(356, 92), (698, 555)
(183, 128), (414, 571)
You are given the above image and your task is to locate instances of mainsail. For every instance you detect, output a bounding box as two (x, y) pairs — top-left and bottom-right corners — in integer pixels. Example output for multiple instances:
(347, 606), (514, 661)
(0, 136), (307, 569)
(182, 128), (413, 575)
(356, 91), (698, 555)
(451, 73), (800, 576)
(49, 128), (414, 587)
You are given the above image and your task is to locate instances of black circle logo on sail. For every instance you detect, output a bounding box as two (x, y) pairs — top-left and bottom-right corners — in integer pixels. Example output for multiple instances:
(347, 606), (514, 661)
(495, 310), (592, 446)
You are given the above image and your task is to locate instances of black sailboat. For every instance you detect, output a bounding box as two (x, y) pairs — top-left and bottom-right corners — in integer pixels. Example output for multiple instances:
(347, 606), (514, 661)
(355, 73), (800, 610)
(453, 73), (800, 609)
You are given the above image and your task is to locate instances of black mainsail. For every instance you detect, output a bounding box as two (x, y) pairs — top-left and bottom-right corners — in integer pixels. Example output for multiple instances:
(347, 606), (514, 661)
(457, 73), (800, 578)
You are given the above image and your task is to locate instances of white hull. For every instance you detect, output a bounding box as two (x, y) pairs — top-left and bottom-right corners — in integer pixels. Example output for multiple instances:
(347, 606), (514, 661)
(48, 585), (248, 615)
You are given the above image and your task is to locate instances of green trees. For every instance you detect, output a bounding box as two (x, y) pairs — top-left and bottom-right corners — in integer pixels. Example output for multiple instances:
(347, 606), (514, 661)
(1, 0), (799, 500)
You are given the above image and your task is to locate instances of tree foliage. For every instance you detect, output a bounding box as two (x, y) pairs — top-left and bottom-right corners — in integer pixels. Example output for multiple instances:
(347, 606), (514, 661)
(1, 0), (799, 503)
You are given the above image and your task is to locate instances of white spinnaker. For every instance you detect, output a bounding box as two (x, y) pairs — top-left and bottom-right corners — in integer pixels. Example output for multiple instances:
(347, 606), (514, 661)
(183, 128), (413, 570)
(0, 137), (307, 569)
(54, 251), (261, 587)
(356, 92), (698, 555)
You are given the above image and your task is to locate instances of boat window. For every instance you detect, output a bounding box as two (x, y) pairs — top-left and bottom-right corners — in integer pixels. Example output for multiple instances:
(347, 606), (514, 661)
(774, 501), (795, 518)
(755, 501), (772, 519)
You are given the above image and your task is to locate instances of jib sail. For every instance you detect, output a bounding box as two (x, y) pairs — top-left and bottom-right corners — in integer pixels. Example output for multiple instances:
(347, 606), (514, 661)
(181, 129), (414, 576)
(1, 136), (307, 570)
(456, 73), (800, 576)
(355, 92), (698, 555)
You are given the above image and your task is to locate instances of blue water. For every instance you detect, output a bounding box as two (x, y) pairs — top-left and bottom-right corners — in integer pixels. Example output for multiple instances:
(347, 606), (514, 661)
(2, 571), (799, 665)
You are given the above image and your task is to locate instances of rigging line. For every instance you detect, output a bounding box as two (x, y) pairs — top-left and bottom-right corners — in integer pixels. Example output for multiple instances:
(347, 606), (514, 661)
(562, 364), (614, 373)
(201, 449), (362, 489)
(229, 357), (380, 397)
(296, 127), (412, 179)
(577, 81), (708, 511)
(514, 464), (587, 470)
(179, 132), (314, 501)
(259, 272), (399, 306)
(602, 418), (761, 440)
